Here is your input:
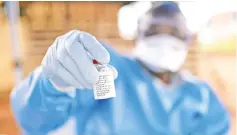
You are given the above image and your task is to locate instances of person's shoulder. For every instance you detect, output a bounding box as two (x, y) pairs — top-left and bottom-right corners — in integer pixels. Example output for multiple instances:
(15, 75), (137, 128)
(180, 70), (213, 101)
(181, 70), (209, 86)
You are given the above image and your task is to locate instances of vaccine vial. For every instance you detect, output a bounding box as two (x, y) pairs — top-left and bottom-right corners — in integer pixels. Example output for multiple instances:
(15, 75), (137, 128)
(93, 60), (116, 100)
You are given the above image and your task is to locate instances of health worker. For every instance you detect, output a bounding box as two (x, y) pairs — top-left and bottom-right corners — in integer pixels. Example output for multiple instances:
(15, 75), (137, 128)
(10, 2), (230, 135)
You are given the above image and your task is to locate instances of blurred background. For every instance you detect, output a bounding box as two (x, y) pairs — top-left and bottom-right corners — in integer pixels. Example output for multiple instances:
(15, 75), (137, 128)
(0, 1), (236, 135)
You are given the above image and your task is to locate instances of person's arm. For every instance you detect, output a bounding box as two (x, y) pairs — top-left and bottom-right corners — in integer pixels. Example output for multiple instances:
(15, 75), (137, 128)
(10, 67), (75, 135)
(189, 83), (230, 135)
(10, 30), (120, 135)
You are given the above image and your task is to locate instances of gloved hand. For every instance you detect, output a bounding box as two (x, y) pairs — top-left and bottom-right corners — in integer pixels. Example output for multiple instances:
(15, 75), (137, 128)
(41, 30), (118, 91)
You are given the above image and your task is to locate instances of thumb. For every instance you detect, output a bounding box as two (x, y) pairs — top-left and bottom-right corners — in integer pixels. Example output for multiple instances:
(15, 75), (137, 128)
(49, 74), (76, 92)
(108, 65), (118, 80)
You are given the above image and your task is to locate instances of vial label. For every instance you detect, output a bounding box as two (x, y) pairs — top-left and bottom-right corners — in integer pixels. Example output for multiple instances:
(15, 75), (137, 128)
(93, 70), (116, 100)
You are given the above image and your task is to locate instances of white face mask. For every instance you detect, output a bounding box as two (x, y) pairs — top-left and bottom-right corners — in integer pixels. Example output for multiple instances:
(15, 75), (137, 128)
(133, 34), (188, 72)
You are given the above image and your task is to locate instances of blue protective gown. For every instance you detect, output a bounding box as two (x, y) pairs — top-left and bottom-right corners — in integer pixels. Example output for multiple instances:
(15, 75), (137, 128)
(10, 45), (230, 135)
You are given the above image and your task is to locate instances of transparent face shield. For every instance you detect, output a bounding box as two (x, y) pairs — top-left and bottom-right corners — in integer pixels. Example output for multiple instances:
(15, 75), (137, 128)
(141, 24), (189, 41)
(133, 16), (192, 73)
(137, 12), (193, 43)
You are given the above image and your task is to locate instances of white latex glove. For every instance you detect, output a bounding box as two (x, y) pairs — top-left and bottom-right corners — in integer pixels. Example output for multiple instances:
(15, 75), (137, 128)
(41, 30), (118, 91)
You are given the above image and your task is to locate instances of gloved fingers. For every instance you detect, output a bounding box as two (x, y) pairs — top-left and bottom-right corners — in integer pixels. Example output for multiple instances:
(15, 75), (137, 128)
(107, 65), (118, 79)
(56, 47), (93, 89)
(55, 63), (84, 89)
(64, 31), (100, 85)
(59, 30), (110, 65)
(78, 32), (110, 64)
(41, 42), (85, 89)
(59, 30), (79, 41)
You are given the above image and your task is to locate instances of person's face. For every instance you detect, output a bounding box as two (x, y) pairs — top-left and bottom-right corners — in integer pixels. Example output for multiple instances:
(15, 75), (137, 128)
(142, 23), (190, 42)
(141, 23), (191, 56)
(134, 23), (191, 73)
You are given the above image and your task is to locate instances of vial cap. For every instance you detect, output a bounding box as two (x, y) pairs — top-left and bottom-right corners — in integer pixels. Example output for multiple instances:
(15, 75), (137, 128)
(93, 59), (99, 64)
